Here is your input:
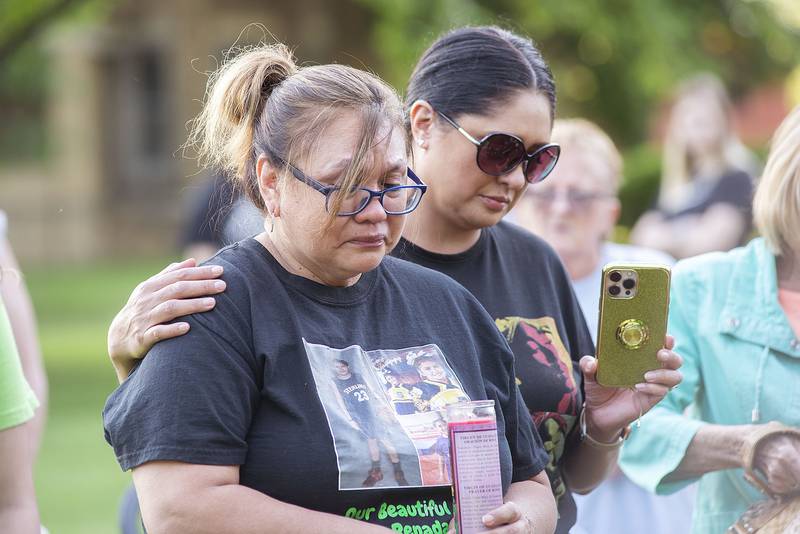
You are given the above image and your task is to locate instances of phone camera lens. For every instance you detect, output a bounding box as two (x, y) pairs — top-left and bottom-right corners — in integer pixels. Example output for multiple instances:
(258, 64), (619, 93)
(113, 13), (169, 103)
(609, 285), (621, 296)
(622, 279), (636, 290)
(609, 271), (622, 282)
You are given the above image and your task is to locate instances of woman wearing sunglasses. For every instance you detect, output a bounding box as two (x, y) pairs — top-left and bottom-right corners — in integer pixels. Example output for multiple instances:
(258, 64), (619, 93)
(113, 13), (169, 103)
(103, 42), (556, 533)
(107, 27), (681, 533)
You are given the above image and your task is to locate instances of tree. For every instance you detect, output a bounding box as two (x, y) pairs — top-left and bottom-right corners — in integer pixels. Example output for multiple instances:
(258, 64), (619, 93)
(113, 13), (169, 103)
(357, 0), (800, 145)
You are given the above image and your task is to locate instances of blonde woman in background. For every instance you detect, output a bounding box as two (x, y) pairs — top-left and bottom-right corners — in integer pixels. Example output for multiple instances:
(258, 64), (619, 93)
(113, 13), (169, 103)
(513, 118), (695, 534)
(631, 73), (757, 259)
(620, 105), (800, 533)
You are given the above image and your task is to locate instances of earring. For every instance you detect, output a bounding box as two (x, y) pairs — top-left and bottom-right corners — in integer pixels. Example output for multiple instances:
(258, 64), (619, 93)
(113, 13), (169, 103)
(416, 138), (427, 151)
(266, 209), (275, 233)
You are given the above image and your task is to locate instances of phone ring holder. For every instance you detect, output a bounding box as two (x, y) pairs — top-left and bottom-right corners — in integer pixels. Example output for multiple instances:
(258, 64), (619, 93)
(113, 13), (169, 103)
(616, 319), (649, 349)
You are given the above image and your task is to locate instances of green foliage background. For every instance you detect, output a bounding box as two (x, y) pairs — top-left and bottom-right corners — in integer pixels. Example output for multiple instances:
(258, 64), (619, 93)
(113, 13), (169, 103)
(355, 0), (800, 221)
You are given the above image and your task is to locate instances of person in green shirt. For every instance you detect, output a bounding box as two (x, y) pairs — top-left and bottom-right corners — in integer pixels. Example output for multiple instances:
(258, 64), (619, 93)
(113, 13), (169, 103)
(0, 294), (40, 533)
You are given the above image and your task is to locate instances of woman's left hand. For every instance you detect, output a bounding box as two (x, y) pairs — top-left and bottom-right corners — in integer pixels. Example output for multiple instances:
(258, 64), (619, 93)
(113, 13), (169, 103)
(447, 501), (533, 534)
(579, 335), (683, 441)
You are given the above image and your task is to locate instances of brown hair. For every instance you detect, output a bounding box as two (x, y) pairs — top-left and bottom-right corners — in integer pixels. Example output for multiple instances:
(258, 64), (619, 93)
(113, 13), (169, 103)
(187, 42), (405, 226)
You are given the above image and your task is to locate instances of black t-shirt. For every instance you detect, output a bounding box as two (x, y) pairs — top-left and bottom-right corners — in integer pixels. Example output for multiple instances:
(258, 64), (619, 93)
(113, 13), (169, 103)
(392, 221), (595, 533)
(659, 169), (753, 245)
(181, 174), (263, 250)
(103, 238), (547, 532)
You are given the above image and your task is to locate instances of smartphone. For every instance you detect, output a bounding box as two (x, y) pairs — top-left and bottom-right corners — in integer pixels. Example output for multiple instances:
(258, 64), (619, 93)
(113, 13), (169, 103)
(595, 263), (671, 388)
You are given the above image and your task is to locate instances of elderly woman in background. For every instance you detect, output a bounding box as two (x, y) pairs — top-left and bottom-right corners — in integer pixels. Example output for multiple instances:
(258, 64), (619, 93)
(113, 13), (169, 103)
(513, 118), (695, 534)
(620, 105), (800, 533)
(631, 73), (757, 259)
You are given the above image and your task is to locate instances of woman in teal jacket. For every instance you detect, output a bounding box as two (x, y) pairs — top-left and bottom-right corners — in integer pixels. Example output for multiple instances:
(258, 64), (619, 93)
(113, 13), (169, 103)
(620, 106), (800, 533)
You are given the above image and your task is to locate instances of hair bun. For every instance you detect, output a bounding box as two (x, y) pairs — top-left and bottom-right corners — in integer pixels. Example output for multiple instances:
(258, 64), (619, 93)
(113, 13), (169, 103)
(187, 42), (298, 187)
(253, 44), (297, 103)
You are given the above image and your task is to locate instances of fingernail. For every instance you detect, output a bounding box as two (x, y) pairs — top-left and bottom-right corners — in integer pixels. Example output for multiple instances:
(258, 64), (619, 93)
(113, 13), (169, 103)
(643, 371), (655, 381)
(178, 323), (189, 332)
(635, 383), (647, 391)
(482, 514), (494, 525)
(213, 281), (226, 290)
(211, 266), (223, 275)
(203, 298), (216, 307)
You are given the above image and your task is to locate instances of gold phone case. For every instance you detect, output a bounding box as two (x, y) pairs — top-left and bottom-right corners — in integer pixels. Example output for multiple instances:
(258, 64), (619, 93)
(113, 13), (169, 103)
(595, 263), (671, 388)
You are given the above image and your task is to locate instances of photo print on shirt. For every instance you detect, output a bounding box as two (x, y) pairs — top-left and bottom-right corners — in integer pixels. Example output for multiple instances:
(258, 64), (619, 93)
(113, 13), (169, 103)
(303, 340), (471, 490)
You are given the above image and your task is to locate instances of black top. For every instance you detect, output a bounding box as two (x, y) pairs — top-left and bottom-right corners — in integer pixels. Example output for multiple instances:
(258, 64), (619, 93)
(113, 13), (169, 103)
(659, 169), (754, 245)
(104, 238), (547, 531)
(392, 221), (595, 533)
(181, 174), (264, 250)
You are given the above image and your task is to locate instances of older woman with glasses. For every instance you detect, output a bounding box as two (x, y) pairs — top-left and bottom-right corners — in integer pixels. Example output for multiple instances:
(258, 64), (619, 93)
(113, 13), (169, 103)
(103, 42), (556, 533)
(106, 27), (682, 534)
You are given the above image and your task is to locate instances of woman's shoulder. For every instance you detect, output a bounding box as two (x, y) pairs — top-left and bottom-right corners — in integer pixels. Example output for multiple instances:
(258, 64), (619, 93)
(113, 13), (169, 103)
(672, 239), (767, 296)
(202, 238), (277, 285)
(197, 238), (285, 312)
(675, 239), (756, 274)
(490, 221), (573, 291)
(490, 221), (564, 266)
(493, 219), (555, 247)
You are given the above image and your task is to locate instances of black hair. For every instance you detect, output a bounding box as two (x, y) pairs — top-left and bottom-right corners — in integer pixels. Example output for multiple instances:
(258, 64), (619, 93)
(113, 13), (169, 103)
(333, 359), (350, 367)
(405, 26), (556, 123)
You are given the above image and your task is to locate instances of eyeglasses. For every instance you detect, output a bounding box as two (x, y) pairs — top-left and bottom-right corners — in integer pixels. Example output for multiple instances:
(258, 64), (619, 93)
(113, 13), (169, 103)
(526, 188), (614, 209)
(276, 158), (428, 216)
(436, 111), (560, 184)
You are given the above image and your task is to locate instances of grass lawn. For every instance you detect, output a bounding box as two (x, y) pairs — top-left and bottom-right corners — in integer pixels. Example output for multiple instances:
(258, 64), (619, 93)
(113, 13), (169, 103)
(26, 258), (170, 534)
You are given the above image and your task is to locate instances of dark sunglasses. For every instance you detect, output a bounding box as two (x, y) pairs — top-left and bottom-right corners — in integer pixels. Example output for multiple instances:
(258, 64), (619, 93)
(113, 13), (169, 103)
(436, 111), (560, 184)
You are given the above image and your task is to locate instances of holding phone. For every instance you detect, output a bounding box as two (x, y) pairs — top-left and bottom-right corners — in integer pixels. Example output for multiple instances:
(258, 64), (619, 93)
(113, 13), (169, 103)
(596, 263), (671, 388)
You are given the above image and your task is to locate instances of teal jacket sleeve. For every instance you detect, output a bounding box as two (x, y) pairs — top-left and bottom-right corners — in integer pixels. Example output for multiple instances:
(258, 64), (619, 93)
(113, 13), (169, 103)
(618, 263), (707, 495)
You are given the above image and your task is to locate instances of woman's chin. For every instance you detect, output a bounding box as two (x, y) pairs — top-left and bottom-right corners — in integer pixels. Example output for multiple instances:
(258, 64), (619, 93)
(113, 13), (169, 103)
(341, 251), (386, 276)
(456, 204), (506, 230)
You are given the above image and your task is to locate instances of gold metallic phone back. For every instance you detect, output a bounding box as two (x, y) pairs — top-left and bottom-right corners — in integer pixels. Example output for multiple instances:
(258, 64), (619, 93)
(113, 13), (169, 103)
(595, 263), (671, 388)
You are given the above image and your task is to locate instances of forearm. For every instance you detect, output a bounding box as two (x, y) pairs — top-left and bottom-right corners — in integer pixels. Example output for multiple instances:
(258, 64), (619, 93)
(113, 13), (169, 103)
(0, 503), (39, 534)
(663, 423), (751, 482)
(0, 423), (39, 533)
(141, 483), (393, 534)
(562, 432), (619, 494)
(504, 472), (557, 534)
